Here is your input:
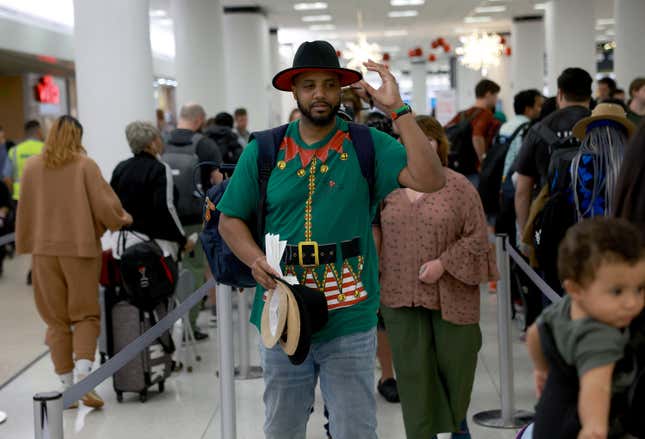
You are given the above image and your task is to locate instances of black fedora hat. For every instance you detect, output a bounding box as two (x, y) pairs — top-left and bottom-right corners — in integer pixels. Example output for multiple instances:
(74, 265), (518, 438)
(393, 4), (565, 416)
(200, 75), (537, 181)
(272, 40), (363, 92)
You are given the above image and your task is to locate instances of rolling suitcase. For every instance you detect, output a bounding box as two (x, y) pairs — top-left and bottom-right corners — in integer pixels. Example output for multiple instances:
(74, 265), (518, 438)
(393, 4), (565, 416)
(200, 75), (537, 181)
(111, 298), (175, 402)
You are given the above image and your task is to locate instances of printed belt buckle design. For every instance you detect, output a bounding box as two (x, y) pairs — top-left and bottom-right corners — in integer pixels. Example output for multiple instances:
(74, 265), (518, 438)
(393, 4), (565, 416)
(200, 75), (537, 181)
(298, 241), (320, 267)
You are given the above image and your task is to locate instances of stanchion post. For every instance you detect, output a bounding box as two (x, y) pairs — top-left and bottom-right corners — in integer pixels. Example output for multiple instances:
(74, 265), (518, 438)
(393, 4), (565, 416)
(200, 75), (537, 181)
(235, 288), (262, 380)
(33, 392), (63, 439)
(216, 284), (236, 439)
(473, 234), (533, 429)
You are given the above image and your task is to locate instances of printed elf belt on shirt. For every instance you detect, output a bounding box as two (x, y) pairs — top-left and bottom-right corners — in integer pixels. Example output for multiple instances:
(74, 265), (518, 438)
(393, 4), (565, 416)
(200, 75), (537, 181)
(263, 238), (368, 312)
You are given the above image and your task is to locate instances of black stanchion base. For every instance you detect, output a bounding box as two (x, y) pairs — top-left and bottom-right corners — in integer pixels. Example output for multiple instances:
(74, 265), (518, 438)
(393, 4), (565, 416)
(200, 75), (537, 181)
(473, 409), (534, 429)
(234, 366), (263, 380)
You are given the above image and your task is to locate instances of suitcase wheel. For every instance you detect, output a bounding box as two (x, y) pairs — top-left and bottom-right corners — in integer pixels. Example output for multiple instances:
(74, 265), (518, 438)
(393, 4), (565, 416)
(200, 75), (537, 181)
(158, 381), (165, 393)
(140, 390), (148, 403)
(116, 392), (123, 403)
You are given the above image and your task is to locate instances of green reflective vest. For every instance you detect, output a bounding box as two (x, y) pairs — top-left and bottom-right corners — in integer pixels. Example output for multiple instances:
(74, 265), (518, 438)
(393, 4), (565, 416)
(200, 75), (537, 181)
(9, 139), (44, 200)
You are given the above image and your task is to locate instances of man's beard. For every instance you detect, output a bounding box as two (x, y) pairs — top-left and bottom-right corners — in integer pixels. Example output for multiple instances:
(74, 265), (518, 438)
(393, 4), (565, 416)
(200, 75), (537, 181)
(297, 98), (341, 127)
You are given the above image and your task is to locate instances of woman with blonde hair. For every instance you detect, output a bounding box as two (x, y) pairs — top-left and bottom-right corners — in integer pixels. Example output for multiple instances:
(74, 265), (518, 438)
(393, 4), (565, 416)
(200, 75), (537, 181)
(16, 115), (131, 408)
(377, 115), (497, 438)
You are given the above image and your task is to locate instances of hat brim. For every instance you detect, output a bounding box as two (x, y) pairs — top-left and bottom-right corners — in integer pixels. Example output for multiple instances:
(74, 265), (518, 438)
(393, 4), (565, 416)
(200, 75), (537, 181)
(572, 114), (637, 140)
(272, 67), (363, 91)
(277, 283), (301, 356)
(261, 287), (288, 349)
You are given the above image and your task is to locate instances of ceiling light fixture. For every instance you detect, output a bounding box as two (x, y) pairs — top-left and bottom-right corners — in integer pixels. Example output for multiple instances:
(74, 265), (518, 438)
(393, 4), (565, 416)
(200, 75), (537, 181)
(149, 10), (167, 18)
(293, 2), (328, 11)
(390, 0), (425, 6)
(456, 32), (504, 75)
(474, 6), (506, 13)
(384, 29), (409, 37)
(597, 18), (615, 26)
(388, 10), (419, 18)
(533, 3), (547, 10)
(302, 14), (332, 22)
(464, 16), (492, 23)
(309, 24), (336, 31)
(381, 45), (401, 53)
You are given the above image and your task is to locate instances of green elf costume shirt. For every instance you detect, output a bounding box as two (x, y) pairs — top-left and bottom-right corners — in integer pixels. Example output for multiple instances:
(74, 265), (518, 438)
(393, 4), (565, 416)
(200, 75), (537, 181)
(217, 116), (407, 342)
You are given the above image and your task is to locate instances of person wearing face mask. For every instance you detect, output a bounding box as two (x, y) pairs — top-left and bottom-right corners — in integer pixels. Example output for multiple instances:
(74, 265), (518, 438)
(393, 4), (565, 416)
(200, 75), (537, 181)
(110, 121), (191, 262)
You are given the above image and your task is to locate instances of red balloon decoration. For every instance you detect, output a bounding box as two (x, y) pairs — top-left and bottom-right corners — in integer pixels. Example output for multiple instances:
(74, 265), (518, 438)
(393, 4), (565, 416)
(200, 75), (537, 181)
(443, 44), (451, 53)
(383, 52), (391, 62)
(408, 47), (423, 58)
(431, 40), (440, 49)
(500, 36), (507, 45)
(505, 47), (512, 56)
(428, 53), (437, 62)
(437, 37), (446, 46)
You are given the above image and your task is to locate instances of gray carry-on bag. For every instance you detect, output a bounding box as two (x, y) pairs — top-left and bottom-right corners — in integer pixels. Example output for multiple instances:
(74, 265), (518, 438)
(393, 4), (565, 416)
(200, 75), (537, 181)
(111, 299), (175, 402)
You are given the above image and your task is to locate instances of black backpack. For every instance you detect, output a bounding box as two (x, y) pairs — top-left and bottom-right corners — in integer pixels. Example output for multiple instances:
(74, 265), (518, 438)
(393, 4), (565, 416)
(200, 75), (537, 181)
(446, 109), (483, 176)
(205, 126), (243, 165)
(531, 125), (581, 291)
(117, 231), (178, 311)
(478, 122), (529, 215)
(199, 123), (376, 288)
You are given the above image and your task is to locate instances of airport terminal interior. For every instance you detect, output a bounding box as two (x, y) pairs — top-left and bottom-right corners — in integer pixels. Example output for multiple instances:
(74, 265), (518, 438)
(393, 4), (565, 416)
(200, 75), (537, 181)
(0, 0), (644, 438)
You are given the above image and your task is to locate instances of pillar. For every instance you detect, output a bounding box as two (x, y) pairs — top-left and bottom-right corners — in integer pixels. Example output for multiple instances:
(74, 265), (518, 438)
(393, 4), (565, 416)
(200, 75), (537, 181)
(269, 28), (283, 127)
(171, 0), (226, 115)
(410, 60), (428, 115)
(511, 16), (545, 94)
(487, 55), (514, 118)
(455, 59), (482, 112)
(614, 0), (645, 90)
(73, 0), (154, 177)
(545, 0), (595, 96)
(223, 6), (271, 131)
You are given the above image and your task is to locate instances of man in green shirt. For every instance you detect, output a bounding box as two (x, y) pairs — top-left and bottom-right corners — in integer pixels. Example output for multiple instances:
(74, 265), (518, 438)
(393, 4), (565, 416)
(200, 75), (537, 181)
(218, 41), (445, 439)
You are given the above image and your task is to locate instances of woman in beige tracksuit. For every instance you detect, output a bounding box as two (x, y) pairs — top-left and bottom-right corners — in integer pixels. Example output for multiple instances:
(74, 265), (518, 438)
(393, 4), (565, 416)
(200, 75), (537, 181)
(16, 115), (131, 408)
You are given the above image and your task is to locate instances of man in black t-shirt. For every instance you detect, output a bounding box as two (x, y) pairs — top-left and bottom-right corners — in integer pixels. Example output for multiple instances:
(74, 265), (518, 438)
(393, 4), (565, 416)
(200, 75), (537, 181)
(514, 68), (592, 235)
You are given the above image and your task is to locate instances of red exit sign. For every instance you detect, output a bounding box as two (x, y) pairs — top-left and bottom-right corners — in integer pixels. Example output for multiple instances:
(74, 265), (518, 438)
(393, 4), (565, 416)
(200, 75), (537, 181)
(35, 75), (60, 104)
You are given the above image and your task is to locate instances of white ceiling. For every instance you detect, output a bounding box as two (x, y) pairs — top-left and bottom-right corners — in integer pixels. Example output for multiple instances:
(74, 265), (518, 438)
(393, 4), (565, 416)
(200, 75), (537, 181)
(150, 0), (616, 64)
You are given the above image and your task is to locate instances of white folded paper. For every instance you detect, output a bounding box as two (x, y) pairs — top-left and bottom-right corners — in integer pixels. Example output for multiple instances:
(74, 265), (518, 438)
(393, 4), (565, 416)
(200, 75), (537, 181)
(265, 233), (298, 285)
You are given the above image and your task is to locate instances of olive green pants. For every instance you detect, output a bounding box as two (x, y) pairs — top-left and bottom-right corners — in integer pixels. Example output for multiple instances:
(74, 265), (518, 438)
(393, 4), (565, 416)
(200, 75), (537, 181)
(380, 306), (481, 438)
(180, 224), (205, 330)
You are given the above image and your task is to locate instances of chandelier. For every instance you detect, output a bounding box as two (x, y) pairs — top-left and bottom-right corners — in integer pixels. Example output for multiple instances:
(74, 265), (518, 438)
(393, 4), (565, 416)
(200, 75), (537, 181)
(342, 10), (382, 75)
(455, 32), (504, 75)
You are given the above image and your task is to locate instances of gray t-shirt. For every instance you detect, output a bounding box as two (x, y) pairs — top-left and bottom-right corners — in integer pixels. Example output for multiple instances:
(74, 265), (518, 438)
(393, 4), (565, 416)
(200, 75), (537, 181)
(539, 295), (630, 377)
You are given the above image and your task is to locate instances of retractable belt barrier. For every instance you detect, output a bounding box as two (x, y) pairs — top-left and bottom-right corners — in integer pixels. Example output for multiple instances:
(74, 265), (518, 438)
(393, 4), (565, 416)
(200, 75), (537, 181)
(0, 233), (15, 246)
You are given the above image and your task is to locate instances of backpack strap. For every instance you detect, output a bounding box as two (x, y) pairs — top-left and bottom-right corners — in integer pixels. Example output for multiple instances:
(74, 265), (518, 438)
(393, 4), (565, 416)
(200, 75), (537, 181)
(251, 124), (289, 245)
(507, 121), (531, 145)
(347, 122), (376, 206)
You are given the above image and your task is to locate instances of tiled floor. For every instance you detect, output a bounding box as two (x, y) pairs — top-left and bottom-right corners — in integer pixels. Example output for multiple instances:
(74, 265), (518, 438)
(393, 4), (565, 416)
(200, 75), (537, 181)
(0, 255), (537, 438)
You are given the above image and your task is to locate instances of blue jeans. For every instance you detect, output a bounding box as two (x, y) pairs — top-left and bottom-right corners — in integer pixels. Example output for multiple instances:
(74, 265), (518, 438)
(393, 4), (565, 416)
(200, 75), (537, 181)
(260, 328), (378, 439)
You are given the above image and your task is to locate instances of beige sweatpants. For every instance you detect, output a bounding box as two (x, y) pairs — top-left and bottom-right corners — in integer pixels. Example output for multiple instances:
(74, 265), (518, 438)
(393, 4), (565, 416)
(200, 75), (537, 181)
(32, 254), (101, 374)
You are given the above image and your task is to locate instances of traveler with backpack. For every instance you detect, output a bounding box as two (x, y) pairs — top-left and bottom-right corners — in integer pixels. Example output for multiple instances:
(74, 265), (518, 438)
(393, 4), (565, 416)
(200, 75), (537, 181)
(626, 77), (645, 125)
(15, 115), (132, 408)
(378, 115), (497, 439)
(445, 79), (501, 186)
(514, 68), (593, 242)
(525, 218), (645, 439)
(217, 41), (445, 439)
(233, 107), (251, 146)
(478, 89), (542, 223)
(164, 103), (223, 341)
(205, 112), (244, 166)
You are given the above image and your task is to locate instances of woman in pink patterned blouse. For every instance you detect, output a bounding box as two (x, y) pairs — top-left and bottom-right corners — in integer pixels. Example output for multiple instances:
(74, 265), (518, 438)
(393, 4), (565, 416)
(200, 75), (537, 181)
(377, 115), (498, 439)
